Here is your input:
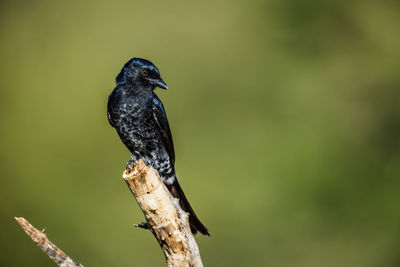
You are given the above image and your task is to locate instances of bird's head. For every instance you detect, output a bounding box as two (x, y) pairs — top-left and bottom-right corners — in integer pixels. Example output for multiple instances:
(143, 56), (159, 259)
(116, 58), (168, 90)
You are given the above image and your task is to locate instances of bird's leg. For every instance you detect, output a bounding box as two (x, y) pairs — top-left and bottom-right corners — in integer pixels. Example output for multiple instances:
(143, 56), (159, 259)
(125, 155), (137, 173)
(134, 222), (150, 230)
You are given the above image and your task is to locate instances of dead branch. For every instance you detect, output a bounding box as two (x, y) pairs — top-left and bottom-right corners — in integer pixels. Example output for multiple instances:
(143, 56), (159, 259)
(123, 159), (203, 267)
(15, 217), (84, 267)
(15, 159), (203, 267)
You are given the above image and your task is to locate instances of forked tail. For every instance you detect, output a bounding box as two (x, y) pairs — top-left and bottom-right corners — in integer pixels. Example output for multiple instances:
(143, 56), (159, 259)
(167, 180), (210, 236)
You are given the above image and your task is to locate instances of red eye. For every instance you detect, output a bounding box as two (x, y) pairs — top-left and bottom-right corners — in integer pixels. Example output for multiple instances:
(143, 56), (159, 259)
(141, 69), (148, 76)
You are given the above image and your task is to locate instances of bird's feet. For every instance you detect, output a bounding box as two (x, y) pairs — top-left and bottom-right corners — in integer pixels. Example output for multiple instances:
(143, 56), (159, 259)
(134, 222), (150, 230)
(125, 156), (137, 173)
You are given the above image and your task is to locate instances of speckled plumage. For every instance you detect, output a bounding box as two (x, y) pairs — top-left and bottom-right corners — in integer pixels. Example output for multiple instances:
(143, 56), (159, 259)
(107, 58), (210, 236)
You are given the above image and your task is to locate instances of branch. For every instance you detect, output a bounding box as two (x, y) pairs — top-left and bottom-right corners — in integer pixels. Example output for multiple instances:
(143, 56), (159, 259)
(15, 217), (84, 267)
(123, 159), (203, 267)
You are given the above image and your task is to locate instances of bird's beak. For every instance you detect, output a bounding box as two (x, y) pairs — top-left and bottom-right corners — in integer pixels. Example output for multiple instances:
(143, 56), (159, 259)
(150, 78), (168, 90)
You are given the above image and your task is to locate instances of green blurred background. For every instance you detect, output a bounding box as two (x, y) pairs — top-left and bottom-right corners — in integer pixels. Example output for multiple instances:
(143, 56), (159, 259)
(1, 0), (400, 266)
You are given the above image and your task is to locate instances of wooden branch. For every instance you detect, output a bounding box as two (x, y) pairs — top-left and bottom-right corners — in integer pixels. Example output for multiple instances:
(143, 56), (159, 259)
(15, 217), (84, 267)
(123, 159), (203, 267)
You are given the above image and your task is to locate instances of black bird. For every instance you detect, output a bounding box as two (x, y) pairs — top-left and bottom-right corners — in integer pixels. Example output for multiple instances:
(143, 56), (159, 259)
(107, 58), (210, 236)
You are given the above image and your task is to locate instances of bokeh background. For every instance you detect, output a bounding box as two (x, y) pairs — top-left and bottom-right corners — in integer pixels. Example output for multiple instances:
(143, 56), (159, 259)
(1, 0), (400, 266)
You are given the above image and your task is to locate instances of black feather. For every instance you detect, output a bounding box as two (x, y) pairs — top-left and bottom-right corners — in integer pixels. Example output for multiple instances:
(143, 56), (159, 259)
(107, 58), (210, 235)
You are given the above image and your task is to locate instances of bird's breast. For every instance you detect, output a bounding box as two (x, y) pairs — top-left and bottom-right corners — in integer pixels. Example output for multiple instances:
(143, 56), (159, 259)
(116, 98), (157, 140)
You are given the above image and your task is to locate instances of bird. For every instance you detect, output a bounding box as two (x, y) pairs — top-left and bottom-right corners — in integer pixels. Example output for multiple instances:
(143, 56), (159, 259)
(107, 57), (210, 236)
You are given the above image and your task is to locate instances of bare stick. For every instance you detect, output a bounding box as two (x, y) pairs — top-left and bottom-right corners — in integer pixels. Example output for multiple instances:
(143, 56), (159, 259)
(123, 159), (203, 267)
(15, 217), (84, 267)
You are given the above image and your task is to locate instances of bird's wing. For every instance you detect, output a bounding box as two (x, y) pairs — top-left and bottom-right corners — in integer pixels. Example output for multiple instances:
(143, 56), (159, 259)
(152, 95), (175, 165)
(107, 88), (121, 128)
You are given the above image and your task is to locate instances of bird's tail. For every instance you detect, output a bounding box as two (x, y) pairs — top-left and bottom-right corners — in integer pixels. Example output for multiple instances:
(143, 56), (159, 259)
(167, 180), (210, 236)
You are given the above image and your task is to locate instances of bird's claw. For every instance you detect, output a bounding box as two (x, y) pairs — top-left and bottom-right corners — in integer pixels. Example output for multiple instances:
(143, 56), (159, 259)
(125, 156), (137, 173)
(134, 222), (150, 230)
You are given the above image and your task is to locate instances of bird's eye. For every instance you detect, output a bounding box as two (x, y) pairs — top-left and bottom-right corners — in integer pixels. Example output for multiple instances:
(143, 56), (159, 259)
(141, 69), (148, 76)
